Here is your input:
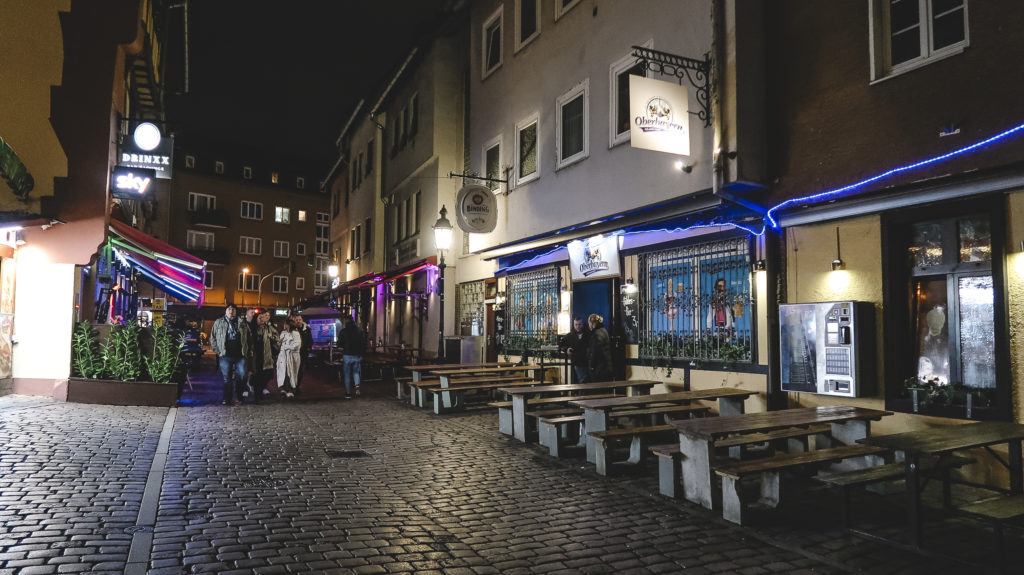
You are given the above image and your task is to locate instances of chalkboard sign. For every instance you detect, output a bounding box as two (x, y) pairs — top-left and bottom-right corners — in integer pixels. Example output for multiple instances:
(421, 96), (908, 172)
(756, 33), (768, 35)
(620, 285), (639, 344)
(494, 309), (506, 350)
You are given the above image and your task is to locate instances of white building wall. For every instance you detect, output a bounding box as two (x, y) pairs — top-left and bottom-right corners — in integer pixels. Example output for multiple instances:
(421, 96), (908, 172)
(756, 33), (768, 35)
(13, 254), (75, 389)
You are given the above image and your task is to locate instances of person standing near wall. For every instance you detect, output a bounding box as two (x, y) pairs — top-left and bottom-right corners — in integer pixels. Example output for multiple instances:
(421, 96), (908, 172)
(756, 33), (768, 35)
(211, 304), (251, 406)
(587, 313), (613, 383)
(561, 317), (591, 384)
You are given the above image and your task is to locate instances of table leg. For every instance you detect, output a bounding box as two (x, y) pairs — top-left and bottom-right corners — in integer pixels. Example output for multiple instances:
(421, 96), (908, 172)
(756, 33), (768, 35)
(680, 434), (714, 510)
(905, 454), (922, 548)
(1010, 439), (1023, 495)
(512, 395), (529, 442)
(440, 376), (454, 410)
(719, 396), (745, 416)
(584, 410), (607, 464)
(626, 384), (651, 397)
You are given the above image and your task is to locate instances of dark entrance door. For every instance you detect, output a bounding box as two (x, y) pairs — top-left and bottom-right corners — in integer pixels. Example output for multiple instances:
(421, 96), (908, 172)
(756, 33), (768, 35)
(485, 303), (497, 362)
(573, 278), (626, 380)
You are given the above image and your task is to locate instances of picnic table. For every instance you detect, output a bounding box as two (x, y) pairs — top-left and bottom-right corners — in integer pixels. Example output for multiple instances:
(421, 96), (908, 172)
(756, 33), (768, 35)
(429, 365), (542, 411)
(570, 387), (756, 464)
(399, 362), (513, 400)
(499, 380), (659, 442)
(860, 420), (1024, 548)
(671, 405), (892, 516)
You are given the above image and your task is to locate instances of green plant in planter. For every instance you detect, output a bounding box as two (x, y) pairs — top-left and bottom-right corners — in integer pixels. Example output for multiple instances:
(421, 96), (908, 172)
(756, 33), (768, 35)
(103, 323), (143, 381)
(642, 335), (675, 378)
(145, 325), (183, 384)
(903, 376), (963, 409)
(71, 321), (105, 379)
(718, 342), (748, 370)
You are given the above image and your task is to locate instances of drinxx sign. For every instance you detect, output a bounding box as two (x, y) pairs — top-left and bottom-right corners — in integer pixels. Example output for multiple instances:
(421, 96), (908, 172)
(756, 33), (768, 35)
(629, 75), (690, 156)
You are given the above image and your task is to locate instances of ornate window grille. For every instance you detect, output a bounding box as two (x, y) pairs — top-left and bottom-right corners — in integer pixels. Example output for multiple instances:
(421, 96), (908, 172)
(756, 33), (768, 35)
(504, 267), (560, 352)
(456, 280), (486, 336)
(638, 235), (753, 364)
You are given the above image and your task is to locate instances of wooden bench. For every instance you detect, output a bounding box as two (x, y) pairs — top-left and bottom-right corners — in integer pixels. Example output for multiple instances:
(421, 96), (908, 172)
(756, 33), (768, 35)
(714, 444), (890, 524)
(817, 455), (975, 528)
(428, 378), (535, 414)
(650, 443), (684, 498)
(406, 378), (440, 407)
(587, 406), (711, 476)
(957, 495), (1024, 571)
(493, 394), (616, 437)
(394, 376), (413, 399)
(539, 414), (587, 457)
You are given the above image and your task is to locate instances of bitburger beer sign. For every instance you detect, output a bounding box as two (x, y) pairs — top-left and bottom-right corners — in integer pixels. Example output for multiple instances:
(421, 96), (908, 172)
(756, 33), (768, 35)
(455, 184), (497, 234)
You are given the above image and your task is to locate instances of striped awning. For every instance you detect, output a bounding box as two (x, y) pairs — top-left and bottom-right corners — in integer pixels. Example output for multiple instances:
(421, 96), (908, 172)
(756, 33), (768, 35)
(108, 219), (207, 305)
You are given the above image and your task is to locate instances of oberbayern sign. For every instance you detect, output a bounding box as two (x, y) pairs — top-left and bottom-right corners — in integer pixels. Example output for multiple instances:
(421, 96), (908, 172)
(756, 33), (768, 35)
(567, 234), (622, 282)
(629, 75), (690, 156)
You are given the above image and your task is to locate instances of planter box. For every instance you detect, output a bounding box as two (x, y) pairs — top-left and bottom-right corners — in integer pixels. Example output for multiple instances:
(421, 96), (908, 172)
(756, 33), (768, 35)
(67, 377), (177, 407)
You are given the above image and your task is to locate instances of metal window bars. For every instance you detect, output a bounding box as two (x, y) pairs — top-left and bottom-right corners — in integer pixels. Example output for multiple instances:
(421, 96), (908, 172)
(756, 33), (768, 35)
(504, 267), (561, 354)
(638, 236), (753, 364)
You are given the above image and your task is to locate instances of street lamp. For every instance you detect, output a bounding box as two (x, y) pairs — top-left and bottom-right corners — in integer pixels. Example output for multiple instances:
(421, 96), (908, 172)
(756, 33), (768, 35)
(241, 267), (249, 306)
(433, 205), (453, 361)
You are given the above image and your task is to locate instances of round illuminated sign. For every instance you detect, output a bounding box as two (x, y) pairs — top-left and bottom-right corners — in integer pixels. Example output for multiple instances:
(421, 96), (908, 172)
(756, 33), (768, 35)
(455, 184), (497, 234)
(133, 122), (162, 151)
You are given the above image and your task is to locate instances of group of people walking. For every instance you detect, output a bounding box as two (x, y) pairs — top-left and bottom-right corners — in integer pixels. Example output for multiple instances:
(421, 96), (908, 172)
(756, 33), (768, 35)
(561, 313), (614, 384)
(210, 304), (313, 405)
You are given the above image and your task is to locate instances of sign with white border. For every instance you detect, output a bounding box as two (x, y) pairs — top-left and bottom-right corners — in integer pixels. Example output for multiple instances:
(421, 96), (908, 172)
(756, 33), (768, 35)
(455, 184), (498, 234)
(629, 75), (690, 156)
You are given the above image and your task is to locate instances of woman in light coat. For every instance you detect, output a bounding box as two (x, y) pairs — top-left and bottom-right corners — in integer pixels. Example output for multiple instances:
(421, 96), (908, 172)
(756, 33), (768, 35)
(276, 321), (301, 398)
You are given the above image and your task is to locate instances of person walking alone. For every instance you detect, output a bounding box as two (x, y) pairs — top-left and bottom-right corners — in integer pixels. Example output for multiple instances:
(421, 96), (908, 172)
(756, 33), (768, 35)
(340, 316), (365, 399)
(561, 317), (591, 384)
(276, 321), (301, 399)
(211, 304), (250, 406)
(587, 313), (613, 383)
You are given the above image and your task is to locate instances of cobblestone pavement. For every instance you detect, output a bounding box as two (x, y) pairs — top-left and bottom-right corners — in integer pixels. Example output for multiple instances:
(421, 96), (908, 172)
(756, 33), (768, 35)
(0, 370), (1017, 574)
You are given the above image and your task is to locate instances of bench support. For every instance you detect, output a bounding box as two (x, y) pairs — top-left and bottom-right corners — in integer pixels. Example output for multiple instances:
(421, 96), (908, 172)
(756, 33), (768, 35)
(655, 451), (681, 498)
(497, 406), (514, 436)
(680, 435), (715, 510)
(583, 411), (607, 464)
(512, 395), (528, 442)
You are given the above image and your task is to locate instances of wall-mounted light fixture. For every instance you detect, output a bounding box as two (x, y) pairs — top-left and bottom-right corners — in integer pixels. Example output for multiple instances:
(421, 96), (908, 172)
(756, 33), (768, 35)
(830, 227), (845, 271)
(754, 259), (766, 272)
(674, 158), (693, 173)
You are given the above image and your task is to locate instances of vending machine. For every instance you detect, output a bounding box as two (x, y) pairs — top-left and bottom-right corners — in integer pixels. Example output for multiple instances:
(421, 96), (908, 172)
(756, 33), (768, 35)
(779, 301), (874, 398)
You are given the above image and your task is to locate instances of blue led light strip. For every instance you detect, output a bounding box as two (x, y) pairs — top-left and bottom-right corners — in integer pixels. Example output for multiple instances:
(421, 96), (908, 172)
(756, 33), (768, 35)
(623, 221), (765, 238)
(765, 121), (1024, 228)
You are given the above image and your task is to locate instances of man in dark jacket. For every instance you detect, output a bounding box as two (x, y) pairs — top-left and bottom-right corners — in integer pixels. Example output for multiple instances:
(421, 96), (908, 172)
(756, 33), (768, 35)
(340, 316), (365, 398)
(587, 313), (613, 383)
(561, 317), (591, 384)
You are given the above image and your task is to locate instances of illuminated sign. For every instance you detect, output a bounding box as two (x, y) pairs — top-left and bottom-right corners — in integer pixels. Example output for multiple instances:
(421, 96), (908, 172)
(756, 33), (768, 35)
(567, 234), (622, 282)
(455, 184), (498, 233)
(629, 76), (690, 156)
(111, 167), (156, 199)
(119, 135), (174, 179)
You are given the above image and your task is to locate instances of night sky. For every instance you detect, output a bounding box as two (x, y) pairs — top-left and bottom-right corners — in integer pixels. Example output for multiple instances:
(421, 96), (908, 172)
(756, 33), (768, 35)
(168, 1), (452, 174)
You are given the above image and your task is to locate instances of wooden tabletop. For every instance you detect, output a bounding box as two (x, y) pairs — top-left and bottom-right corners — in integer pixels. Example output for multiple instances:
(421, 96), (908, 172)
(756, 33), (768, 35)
(437, 365), (541, 375)
(406, 362), (512, 372)
(672, 405), (892, 441)
(860, 421), (1024, 455)
(570, 387), (755, 412)
(498, 380), (660, 396)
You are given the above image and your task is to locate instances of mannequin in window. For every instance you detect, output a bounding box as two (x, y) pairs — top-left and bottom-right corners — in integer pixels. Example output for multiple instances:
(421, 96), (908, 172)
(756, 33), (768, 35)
(706, 277), (734, 334)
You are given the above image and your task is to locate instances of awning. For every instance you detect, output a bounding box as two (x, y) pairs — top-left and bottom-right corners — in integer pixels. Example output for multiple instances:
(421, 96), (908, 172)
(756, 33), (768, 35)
(297, 257), (437, 309)
(108, 219), (207, 305)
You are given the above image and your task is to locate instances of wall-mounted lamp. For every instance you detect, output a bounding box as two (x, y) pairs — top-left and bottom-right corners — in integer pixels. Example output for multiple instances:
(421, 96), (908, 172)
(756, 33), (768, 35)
(830, 227), (845, 271)
(328, 264), (339, 278)
(674, 159), (693, 173)
(754, 259), (766, 272)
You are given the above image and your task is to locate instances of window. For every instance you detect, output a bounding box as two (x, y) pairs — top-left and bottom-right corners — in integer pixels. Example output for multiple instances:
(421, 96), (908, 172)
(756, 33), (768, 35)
(609, 45), (649, 147)
(515, 0), (540, 52)
(296, 242), (306, 256)
(365, 140), (374, 176)
(515, 112), (540, 185)
(355, 225), (362, 257)
(240, 201), (263, 220)
(398, 108), (407, 149)
(188, 192), (215, 212)
(484, 136), (502, 192)
(555, 0), (581, 20)
(238, 273), (260, 291)
(870, 0), (968, 81)
(298, 210), (307, 222)
(243, 166), (252, 179)
(272, 276), (288, 293)
(275, 206), (290, 224)
(408, 95), (419, 139)
(482, 6), (503, 78)
(186, 230), (214, 251)
(239, 236), (262, 256)
(390, 117), (399, 157)
(273, 240), (289, 258)
(185, 155), (196, 169)
(638, 235), (753, 363)
(556, 79), (589, 169)
(204, 270), (213, 289)
(364, 218), (372, 254)
(505, 268), (561, 347)
(395, 201), (405, 242)
(271, 172), (279, 184)
(315, 258), (329, 290)
(296, 277), (305, 291)
(215, 161), (224, 174)
(315, 213), (330, 256)
(296, 176), (305, 189)
(884, 201), (1008, 420)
